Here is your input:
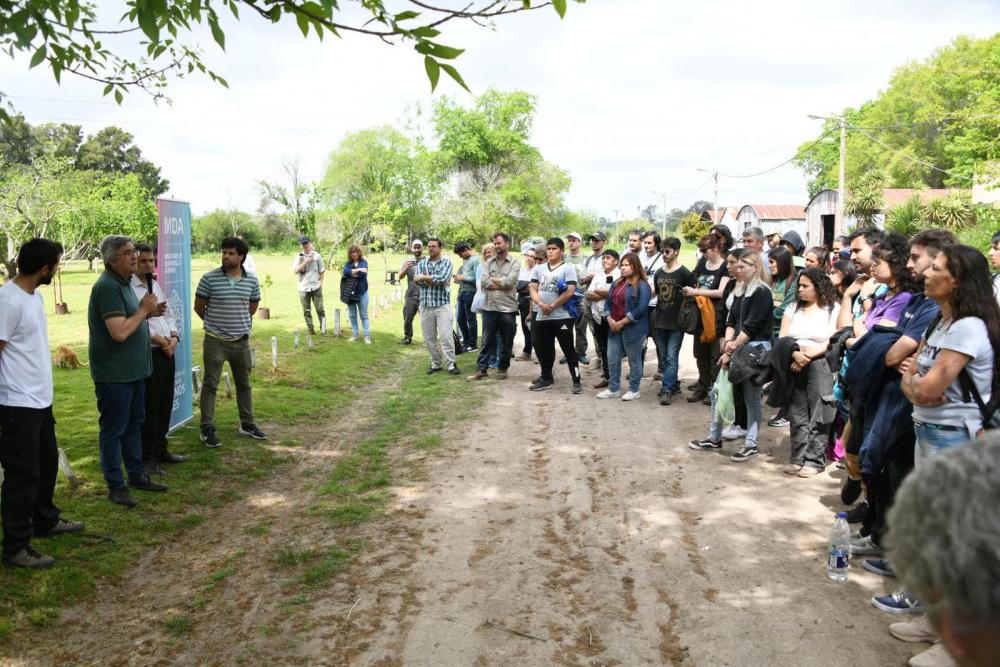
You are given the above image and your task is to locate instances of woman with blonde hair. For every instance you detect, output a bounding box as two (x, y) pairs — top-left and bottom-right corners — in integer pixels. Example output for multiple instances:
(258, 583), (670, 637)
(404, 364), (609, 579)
(343, 244), (370, 343)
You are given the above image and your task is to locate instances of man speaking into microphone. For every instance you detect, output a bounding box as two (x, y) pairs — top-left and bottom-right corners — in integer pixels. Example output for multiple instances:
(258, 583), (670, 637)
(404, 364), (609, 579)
(132, 243), (186, 476)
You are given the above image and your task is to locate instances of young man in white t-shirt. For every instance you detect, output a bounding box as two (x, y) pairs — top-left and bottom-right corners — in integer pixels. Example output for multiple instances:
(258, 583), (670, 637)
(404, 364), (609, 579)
(0, 239), (84, 569)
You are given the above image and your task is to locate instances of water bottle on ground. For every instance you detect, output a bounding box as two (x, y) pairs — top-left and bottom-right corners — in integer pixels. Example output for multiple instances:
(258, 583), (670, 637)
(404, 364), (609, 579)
(827, 511), (850, 581)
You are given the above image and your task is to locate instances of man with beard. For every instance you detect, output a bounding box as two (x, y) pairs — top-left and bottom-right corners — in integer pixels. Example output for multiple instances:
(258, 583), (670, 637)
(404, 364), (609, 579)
(0, 239), (85, 567)
(398, 239), (424, 345)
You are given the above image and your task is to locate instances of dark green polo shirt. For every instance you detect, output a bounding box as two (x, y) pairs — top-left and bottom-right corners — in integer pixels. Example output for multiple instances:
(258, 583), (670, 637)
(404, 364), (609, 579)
(88, 270), (152, 384)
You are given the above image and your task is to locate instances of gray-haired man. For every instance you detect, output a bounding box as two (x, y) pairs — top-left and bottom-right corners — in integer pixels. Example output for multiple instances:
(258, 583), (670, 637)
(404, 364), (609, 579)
(88, 235), (168, 507)
(293, 235), (325, 335)
(742, 226), (768, 264)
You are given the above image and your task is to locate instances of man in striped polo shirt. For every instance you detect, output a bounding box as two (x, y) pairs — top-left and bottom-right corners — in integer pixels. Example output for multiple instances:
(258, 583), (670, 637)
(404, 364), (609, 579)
(415, 238), (459, 375)
(194, 237), (266, 448)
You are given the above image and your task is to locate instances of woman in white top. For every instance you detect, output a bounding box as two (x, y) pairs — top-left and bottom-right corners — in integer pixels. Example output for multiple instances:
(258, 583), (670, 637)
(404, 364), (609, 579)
(585, 249), (621, 389)
(778, 268), (841, 476)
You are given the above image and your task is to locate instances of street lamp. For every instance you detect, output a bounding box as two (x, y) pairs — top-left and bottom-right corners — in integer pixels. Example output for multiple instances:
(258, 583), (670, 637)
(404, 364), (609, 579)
(650, 190), (668, 238)
(808, 114), (847, 237)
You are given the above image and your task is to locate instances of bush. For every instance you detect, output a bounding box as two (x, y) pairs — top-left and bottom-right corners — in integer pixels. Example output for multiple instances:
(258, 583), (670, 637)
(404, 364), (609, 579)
(678, 213), (712, 244)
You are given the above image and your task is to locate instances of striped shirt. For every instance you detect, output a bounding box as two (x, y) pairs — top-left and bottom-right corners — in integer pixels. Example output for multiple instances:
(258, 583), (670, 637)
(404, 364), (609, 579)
(196, 267), (260, 340)
(416, 256), (453, 308)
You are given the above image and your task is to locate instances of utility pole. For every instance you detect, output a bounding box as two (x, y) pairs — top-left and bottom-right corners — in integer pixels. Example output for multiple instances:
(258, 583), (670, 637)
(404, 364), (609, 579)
(836, 117), (846, 237)
(712, 172), (720, 224)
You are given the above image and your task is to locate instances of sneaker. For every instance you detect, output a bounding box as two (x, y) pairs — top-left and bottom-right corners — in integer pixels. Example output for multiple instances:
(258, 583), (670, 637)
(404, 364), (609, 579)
(592, 379), (609, 389)
(348, 335), (359, 342)
(596, 389), (621, 399)
(578, 355), (590, 365)
(889, 617), (936, 643)
(572, 381), (583, 395)
(721, 425), (747, 440)
(108, 487), (138, 508)
(239, 423), (267, 440)
(863, 559), (896, 577)
(872, 590), (923, 614)
(427, 367), (442, 375)
(688, 438), (722, 451)
(782, 464), (803, 475)
(908, 643), (955, 667)
(364, 336), (372, 345)
(448, 365), (460, 375)
(200, 427), (222, 449)
(841, 477), (863, 505)
(767, 416), (790, 428)
(653, 371), (663, 381)
(621, 390), (640, 401)
(529, 379), (553, 391)
(797, 466), (822, 478)
(496, 370), (508, 380)
(845, 502), (869, 524)
(687, 390), (708, 403)
(659, 393), (672, 406)
(515, 354), (531, 361)
(670, 386), (682, 395)
(468, 370), (489, 381)
(730, 446), (758, 462)
(129, 474), (168, 492)
(33, 518), (85, 538)
(850, 534), (883, 556)
(2, 546), (54, 569)
(687, 382), (701, 391)
(398, 338), (412, 345)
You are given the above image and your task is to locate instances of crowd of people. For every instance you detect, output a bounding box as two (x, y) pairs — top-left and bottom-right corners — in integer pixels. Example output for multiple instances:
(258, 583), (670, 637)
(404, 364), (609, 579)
(400, 223), (1000, 667)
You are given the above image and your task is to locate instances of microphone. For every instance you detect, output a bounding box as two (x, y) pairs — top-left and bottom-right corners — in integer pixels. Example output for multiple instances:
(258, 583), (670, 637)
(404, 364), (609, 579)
(145, 272), (154, 294)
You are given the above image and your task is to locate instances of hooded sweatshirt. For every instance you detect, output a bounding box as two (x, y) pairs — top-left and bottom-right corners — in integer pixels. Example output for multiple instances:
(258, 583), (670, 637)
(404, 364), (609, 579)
(782, 230), (806, 268)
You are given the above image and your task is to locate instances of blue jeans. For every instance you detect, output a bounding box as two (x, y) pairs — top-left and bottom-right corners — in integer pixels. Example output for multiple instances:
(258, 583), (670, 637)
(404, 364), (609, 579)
(653, 327), (685, 392)
(914, 421), (971, 468)
(607, 331), (644, 393)
(95, 380), (146, 490)
(455, 290), (477, 349)
(709, 341), (771, 448)
(347, 291), (370, 337)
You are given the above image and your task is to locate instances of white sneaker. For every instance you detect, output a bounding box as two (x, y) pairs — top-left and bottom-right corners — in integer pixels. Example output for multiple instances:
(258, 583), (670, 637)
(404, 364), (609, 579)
(721, 425), (747, 440)
(908, 643), (955, 667)
(890, 616), (936, 643)
(621, 391), (640, 401)
(596, 389), (621, 399)
(348, 335), (358, 342)
(364, 336), (372, 345)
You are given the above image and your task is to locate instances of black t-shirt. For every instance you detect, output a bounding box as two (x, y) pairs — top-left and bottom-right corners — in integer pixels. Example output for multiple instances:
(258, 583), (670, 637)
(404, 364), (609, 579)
(651, 266), (695, 330)
(694, 257), (728, 295)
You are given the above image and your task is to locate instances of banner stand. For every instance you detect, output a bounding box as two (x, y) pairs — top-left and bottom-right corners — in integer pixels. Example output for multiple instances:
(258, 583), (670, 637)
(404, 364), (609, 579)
(156, 198), (195, 433)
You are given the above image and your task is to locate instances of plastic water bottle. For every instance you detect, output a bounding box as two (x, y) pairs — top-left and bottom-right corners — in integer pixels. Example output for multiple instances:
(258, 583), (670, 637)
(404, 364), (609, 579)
(827, 512), (850, 581)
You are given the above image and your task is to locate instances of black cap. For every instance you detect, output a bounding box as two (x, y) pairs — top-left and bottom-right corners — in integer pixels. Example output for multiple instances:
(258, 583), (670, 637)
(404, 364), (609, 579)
(588, 231), (607, 242)
(298, 235), (310, 244)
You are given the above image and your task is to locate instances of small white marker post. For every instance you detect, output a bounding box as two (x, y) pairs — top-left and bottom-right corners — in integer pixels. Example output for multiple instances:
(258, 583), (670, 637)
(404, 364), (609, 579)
(271, 336), (279, 369)
(334, 309), (342, 337)
(306, 334), (314, 348)
(222, 371), (233, 397)
(294, 330), (300, 348)
(320, 316), (327, 335)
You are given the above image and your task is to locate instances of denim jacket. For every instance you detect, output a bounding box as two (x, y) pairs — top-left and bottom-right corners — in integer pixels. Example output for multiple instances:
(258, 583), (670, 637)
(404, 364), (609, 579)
(604, 279), (651, 346)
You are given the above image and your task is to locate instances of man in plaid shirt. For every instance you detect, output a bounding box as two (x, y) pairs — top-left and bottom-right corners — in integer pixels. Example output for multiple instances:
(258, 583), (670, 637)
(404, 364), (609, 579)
(415, 238), (459, 375)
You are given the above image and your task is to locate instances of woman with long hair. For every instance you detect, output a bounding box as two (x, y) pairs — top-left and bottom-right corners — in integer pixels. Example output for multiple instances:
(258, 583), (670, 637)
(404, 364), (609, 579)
(690, 250), (773, 462)
(804, 246), (830, 271)
(515, 246), (540, 361)
(683, 233), (730, 402)
(829, 260), (858, 300)
(850, 232), (917, 345)
(777, 268), (841, 476)
(901, 244), (1000, 460)
(476, 243), (501, 369)
(597, 253), (651, 401)
(343, 244), (370, 343)
(769, 246), (798, 340)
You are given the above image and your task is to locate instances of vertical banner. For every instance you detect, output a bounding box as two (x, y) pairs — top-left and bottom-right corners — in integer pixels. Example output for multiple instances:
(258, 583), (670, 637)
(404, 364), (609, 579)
(156, 198), (194, 432)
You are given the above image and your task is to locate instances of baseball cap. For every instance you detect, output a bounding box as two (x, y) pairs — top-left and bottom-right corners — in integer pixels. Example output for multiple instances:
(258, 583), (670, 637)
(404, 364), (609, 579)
(298, 236), (310, 244)
(588, 231), (607, 242)
(567, 232), (582, 241)
(411, 239), (423, 248)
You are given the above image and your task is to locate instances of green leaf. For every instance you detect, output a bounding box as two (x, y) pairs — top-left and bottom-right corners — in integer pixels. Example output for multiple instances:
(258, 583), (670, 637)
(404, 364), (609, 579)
(411, 26), (440, 38)
(439, 62), (469, 93)
(552, 0), (567, 18)
(137, 8), (159, 41)
(296, 11), (310, 37)
(394, 10), (420, 21)
(114, 88), (123, 104)
(424, 56), (440, 91)
(29, 45), (47, 69)
(209, 17), (226, 50)
(103, 83), (114, 96)
(426, 43), (464, 60)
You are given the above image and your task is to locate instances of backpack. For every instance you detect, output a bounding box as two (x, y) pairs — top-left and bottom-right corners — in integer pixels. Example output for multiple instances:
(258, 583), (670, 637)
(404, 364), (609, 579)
(958, 368), (999, 431)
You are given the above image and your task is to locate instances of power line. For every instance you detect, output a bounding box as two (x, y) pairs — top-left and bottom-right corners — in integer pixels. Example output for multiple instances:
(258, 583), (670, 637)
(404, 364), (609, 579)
(662, 173), (716, 202)
(849, 123), (962, 179)
(715, 126), (840, 179)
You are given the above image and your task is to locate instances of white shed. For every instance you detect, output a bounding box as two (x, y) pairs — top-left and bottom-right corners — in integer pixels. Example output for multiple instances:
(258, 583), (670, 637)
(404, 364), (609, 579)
(735, 204), (807, 239)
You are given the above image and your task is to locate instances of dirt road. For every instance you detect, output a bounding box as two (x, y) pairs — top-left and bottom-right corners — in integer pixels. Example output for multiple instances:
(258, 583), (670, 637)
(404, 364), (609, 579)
(5, 345), (916, 666)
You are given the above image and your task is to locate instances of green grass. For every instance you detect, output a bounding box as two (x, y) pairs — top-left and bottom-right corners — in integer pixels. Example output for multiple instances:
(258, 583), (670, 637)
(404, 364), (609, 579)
(0, 252), (418, 642)
(163, 613), (192, 637)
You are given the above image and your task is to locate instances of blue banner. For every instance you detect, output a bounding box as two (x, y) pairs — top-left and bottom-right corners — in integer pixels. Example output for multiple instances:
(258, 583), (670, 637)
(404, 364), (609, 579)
(156, 198), (194, 432)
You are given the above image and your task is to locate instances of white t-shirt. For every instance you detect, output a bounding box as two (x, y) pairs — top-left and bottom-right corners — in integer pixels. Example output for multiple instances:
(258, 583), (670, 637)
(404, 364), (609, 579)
(531, 261), (578, 321)
(586, 267), (621, 321)
(243, 253), (257, 277)
(913, 317), (994, 432)
(641, 252), (665, 306)
(785, 303), (841, 347)
(0, 281), (53, 409)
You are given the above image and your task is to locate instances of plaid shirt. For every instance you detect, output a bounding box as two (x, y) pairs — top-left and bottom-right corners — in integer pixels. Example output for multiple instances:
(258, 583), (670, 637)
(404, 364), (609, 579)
(416, 256), (453, 307)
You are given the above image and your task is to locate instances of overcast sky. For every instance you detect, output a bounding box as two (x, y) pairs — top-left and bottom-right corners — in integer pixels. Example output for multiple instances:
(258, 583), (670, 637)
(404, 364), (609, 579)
(2, 1), (998, 219)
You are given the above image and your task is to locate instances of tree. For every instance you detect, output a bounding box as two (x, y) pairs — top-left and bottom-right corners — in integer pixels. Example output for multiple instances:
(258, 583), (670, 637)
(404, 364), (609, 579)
(795, 35), (1000, 197)
(77, 126), (168, 196)
(433, 89), (540, 171)
(0, 0), (583, 111)
(258, 158), (321, 241)
(844, 171), (887, 229)
(192, 208), (259, 252)
(678, 212), (711, 244)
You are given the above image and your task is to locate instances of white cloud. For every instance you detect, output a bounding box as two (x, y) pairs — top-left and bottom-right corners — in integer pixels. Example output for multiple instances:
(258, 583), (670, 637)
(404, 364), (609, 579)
(1, 0), (998, 221)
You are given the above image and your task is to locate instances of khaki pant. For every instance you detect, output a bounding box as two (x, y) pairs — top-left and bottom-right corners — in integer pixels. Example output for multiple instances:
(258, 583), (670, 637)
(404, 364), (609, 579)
(201, 335), (254, 429)
(420, 304), (456, 369)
